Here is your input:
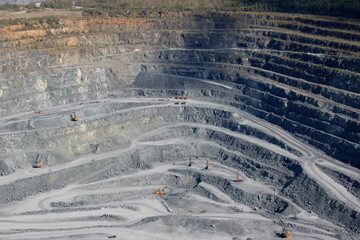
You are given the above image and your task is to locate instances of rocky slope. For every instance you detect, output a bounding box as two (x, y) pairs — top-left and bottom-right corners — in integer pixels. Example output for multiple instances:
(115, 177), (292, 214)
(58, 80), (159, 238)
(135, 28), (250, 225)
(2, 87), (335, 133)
(1, 12), (359, 167)
(0, 11), (359, 239)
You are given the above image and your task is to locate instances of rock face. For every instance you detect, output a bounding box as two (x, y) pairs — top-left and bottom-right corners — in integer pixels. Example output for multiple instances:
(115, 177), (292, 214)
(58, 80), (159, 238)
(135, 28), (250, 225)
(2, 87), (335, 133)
(0, 11), (359, 239)
(1, 12), (359, 167)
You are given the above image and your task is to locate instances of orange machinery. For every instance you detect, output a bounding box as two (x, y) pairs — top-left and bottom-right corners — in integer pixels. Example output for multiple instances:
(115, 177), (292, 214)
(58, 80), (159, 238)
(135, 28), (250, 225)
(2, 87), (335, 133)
(188, 158), (194, 166)
(34, 158), (42, 168)
(73, 112), (79, 121)
(281, 226), (292, 238)
(34, 110), (44, 114)
(155, 186), (167, 195)
(236, 170), (243, 182)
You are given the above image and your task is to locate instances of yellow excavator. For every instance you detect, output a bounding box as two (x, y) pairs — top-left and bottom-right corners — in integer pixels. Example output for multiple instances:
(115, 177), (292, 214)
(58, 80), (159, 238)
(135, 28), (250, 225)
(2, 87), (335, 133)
(34, 158), (42, 168)
(72, 112), (79, 121)
(155, 186), (167, 195)
(280, 226), (292, 238)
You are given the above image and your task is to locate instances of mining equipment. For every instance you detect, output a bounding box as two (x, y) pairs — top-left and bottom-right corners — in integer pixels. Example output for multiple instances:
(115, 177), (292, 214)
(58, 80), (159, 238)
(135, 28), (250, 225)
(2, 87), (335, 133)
(34, 158), (42, 168)
(205, 160), (210, 169)
(280, 226), (292, 238)
(72, 112), (79, 121)
(34, 110), (43, 114)
(155, 186), (167, 195)
(236, 170), (243, 182)
(188, 158), (194, 166)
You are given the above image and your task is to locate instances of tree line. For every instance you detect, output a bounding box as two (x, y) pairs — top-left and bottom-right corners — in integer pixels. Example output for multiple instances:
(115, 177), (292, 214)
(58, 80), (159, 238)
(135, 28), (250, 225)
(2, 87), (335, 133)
(2, 0), (359, 20)
(235, 0), (360, 19)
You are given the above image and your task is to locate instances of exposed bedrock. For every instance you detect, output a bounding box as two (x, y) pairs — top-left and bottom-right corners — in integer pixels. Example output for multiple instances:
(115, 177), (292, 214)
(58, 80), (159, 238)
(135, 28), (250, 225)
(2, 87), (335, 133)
(0, 103), (358, 232)
(0, 11), (359, 238)
(1, 17), (359, 166)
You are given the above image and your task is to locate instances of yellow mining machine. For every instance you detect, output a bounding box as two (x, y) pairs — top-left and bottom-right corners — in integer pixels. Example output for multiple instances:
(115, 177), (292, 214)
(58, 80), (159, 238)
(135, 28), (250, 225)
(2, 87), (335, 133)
(205, 160), (210, 170)
(72, 112), (79, 121)
(155, 186), (167, 195)
(34, 158), (42, 168)
(236, 170), (243, 182)
(280, 225), (292, 238)
(188, 158), (194, 166)
(34, 109), (44, 114)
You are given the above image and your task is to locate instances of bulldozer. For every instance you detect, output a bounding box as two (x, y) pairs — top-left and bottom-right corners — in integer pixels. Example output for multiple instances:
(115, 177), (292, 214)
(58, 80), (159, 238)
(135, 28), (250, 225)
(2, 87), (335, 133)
(72, 112), (79, 121)
(34, 158), (42, 168)
(188, 158), (194, 166)
(280, 226), (292, 238)
(236, 170), (243, 182)
(155, 186), (167, 195)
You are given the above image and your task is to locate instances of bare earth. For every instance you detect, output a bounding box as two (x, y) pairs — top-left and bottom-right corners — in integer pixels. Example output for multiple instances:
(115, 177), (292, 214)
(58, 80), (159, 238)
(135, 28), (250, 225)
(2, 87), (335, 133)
(0, 8), (82, 19)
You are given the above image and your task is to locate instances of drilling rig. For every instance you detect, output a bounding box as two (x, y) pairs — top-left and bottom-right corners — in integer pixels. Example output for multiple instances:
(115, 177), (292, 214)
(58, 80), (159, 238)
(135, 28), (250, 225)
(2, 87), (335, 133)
(236, 170), (243, 182)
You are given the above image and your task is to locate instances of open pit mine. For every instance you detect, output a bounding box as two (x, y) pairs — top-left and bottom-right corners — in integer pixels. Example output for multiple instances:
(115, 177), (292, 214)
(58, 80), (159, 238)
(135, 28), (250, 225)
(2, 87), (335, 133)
(0, 11), (359, 240)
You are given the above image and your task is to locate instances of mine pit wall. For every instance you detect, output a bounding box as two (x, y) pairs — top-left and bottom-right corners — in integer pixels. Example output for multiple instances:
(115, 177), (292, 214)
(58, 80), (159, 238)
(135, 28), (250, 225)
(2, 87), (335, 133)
(0, 45), (359, 168)
(0, 12), (360, 234)
(135, 65), (360, 168)
(1, 123), (359, 231)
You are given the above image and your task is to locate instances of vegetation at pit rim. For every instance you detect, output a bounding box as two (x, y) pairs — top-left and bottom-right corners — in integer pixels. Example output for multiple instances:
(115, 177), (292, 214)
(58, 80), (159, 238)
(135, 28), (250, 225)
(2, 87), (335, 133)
(1, 0), (359, 20)
(39, 0), (360, 19)
(0, 16), (60, 29)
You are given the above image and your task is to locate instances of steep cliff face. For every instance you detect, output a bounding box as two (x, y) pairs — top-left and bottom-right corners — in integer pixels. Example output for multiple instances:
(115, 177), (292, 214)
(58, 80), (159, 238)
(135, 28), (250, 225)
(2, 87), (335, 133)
(1, 12), (359, 167)
(0, 11), (359, 238)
